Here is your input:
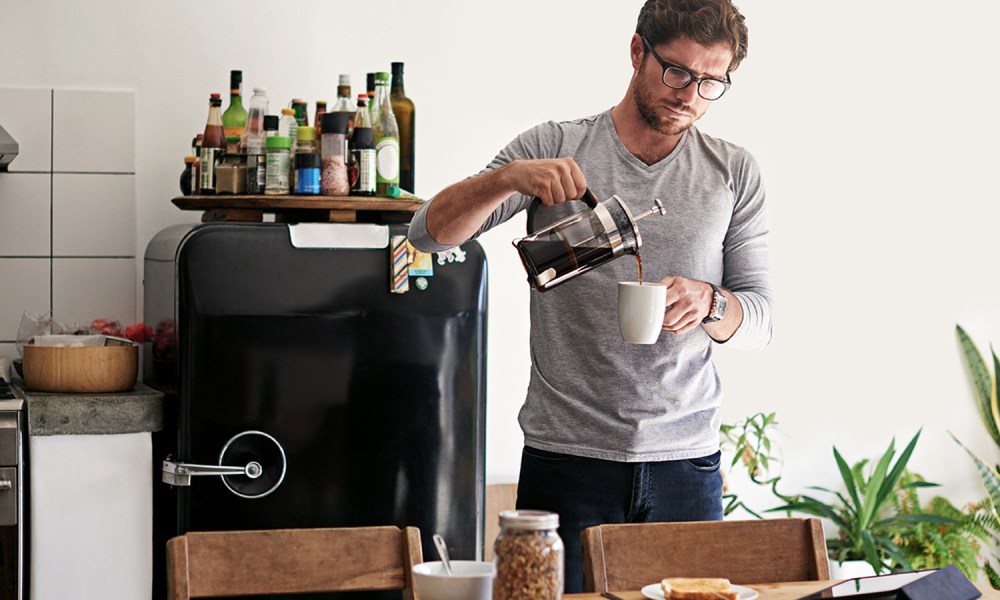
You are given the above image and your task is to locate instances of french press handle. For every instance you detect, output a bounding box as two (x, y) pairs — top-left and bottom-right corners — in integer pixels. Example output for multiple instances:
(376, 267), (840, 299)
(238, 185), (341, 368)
(525, 188), (599, 234)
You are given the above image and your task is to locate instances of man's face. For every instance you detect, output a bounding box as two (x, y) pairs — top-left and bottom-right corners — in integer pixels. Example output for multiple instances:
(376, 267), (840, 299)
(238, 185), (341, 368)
(632, 35), (734, 136)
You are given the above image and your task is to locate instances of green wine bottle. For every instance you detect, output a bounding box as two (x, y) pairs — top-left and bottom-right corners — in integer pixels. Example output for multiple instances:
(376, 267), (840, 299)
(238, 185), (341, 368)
(222, 70), (247, 139)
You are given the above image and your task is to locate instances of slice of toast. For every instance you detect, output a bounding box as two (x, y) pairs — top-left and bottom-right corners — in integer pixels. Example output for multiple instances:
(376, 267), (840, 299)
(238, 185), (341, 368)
(660, 577), (739, 600)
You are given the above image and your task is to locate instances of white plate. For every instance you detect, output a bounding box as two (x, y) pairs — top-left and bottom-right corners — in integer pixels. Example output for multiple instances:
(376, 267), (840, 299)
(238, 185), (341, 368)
(641, 582), (759, 600)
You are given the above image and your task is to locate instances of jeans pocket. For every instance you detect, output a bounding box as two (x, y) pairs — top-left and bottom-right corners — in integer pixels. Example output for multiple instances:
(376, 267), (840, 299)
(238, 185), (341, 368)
(522, 445), (576, 463)
(685, 450), (722, 472)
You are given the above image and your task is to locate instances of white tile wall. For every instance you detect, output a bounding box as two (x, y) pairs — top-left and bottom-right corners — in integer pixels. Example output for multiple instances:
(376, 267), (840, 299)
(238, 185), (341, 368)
(0, 87), (136, 343)
(52, 258), (136, 329)
(53, 89), (135, 173)
(0, 87), (51, 172)
(0, 172), (50, 255)
(0, 258), (50, 341)
(53, 173), (135, 256)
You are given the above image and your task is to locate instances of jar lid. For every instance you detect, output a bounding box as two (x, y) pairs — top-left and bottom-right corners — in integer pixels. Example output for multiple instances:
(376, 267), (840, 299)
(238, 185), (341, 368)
(281, 107), (296, 116)
(297, 126), (317, 141)
(265, 135), (292, 149)
(295, 152), (321, 169)
(320, 112), (350, 135)
(499, 509), (559, 530)
(184, 155), (197, 164)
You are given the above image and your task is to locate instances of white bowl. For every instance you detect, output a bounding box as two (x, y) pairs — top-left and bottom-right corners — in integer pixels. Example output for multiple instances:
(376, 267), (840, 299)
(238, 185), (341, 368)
(412, 560), (495, 600)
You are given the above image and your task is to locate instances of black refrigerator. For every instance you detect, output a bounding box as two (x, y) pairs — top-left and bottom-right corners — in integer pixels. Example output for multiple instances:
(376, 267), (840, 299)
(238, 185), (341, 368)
(143, 221), (488, 598)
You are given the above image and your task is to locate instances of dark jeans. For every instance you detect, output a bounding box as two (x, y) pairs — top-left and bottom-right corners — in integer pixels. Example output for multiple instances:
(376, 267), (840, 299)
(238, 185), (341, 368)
(515, 445), (724, 594)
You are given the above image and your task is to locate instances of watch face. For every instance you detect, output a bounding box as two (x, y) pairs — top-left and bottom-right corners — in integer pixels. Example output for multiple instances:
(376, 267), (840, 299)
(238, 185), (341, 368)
(715, 293), (728, 318)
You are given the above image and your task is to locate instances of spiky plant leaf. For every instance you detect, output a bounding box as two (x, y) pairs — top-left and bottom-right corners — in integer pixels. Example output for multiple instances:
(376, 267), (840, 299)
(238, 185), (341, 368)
(957, 325), (1000, 447)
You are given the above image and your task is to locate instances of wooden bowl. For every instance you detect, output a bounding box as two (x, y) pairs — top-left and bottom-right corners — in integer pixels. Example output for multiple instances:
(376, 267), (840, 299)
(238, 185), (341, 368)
(22, 344), (138, 393)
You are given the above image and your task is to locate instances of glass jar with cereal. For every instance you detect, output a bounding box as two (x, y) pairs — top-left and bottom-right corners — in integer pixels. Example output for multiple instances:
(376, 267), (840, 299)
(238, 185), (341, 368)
(493, 509), (563, 600)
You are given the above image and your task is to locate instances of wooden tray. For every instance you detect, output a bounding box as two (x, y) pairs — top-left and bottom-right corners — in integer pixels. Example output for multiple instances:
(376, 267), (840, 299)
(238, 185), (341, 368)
(173, 194), (425, 223)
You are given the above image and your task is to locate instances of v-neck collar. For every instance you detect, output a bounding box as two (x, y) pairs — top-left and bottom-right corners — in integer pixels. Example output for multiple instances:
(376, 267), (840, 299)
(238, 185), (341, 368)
(604, 109), (690, 172)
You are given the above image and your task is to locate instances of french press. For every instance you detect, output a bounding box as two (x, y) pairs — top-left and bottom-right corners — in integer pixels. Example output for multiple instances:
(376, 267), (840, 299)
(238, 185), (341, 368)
(513, 189), (666, 291)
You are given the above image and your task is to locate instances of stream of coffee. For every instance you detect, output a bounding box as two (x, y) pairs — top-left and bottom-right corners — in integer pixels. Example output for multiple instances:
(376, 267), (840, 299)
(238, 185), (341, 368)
(635, 253), (643, 285)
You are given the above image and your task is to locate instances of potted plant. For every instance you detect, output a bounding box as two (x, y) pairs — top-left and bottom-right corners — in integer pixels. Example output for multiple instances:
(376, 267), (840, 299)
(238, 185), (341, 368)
(884, 469), (992, 579)
(764, 430), (953, 576)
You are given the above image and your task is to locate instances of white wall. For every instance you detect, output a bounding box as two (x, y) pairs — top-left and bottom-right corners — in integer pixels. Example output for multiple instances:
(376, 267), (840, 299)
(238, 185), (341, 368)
(3, 0), (999, 516)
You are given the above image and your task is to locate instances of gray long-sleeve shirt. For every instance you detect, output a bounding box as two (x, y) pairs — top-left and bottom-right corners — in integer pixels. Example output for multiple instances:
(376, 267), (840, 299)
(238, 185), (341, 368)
(408, 110), (772, 462)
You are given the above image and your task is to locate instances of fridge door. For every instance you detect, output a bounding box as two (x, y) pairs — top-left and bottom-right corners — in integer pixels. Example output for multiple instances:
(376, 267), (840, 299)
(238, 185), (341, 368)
(147, 222), (487, 598)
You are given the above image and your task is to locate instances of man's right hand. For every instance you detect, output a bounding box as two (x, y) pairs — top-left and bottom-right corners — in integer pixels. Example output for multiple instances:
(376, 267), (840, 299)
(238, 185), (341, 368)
(422, 157), (590, 248)
(502, 158), (589, 207)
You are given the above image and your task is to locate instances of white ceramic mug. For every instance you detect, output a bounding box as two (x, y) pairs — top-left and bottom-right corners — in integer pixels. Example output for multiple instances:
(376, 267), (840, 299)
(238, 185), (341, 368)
(618, 282), (667, 344)
(412, 561), (495, 600)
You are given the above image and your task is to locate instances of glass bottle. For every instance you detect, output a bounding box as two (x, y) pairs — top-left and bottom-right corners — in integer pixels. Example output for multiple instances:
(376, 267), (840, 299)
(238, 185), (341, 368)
(369, 72), (400, 196)
(332, 74), (357, 136)
(279, 109), (299, 190)
(291, 99), (309, 127)
(198, 93), (226, 195)
(222, 69), (247, 139)
(391, 62), (415, 194)
(242, 87), (269, 194)
(296, 125), (317, 155)
(366, 73), (376, 102)
(350, 95), (376, 196)
(180, 155), (196, 196)
(314, 101), (327, 137)
(493, 510), (564, 600)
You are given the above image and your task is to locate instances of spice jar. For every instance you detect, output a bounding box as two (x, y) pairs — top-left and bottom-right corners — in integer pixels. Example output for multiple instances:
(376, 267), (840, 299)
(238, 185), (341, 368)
(493, 510), (563, 600)
(295, 152), (321, 195)
(216, 153), (247, 194)
(264, 135), (292, 195)
(320, 112), (351, 196)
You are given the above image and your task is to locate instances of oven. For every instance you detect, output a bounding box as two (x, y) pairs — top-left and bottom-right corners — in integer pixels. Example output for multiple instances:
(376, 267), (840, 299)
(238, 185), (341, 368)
(0, 376), (27, 600)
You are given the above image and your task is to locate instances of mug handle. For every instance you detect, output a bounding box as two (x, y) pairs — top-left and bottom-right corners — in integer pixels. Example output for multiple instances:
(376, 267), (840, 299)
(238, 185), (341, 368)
(525, 188), (599, 234)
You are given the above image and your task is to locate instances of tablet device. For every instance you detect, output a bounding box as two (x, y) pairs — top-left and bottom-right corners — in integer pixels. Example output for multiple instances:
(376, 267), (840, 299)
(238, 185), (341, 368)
(799, 570), (936, 599)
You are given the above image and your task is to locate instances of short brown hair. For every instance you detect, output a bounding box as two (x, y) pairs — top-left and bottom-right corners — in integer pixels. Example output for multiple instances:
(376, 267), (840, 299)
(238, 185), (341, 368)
(636, 0), (748, 73)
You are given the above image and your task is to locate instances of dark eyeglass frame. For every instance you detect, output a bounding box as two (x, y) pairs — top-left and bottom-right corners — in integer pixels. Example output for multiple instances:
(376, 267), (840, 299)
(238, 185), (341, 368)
(640, 36), (732, 101)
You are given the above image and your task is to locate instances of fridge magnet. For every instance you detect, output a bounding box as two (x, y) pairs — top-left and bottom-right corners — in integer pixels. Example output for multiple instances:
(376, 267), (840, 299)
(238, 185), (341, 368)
(390, 235), (410, 294)
(414, 277), (429, 291)
(436, 247), (467, 265)
(406, 241), (434, 276)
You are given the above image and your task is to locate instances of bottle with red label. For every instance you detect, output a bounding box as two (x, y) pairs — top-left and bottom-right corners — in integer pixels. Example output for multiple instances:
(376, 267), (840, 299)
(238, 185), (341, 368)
(198, 93), (226, 194)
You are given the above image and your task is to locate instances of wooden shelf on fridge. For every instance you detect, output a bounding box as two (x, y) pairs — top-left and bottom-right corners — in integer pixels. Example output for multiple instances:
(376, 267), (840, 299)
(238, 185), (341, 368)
(172, 194), (425, 223)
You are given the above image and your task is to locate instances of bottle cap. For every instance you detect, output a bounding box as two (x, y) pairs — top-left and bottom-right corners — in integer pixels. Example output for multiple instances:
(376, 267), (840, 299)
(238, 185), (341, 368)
(375, 72), (390, 84)
(391, 62), (404, 72)
(263, 115), (279, 131)
(291, 98), (306, 105)
(281, 107), (295, 116)
(297, 126), (316, 141)
(195, 133), (204, 140)
(295, 152), (321, 170)
(230, 70), (242, 84)
(339, 74), (351, 86)
(316, 101), (327, 108)
(356, 94), (368, 104)
(226, 136), (240, 143)
(265, 135), (292, 149)
(184, 155), (197, 164)
(253, 86), (267, 94)
(320, 112), (350, 135)
(210, 93), (222, 100)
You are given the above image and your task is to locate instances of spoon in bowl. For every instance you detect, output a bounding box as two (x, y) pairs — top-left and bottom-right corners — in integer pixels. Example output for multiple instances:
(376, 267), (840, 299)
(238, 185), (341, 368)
(432, 533), (453, 575)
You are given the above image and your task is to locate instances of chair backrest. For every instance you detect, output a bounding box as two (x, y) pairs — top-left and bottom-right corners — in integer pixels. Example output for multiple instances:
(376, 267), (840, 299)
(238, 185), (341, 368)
(581, 518), (830, 593)
(484, 483), (518, 561)
(166, 526), (423, 599)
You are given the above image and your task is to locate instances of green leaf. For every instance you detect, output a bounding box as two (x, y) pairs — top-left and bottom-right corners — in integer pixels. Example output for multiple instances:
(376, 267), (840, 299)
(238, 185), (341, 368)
(859, 438), (897, 529)
(957, 325), (1000, 447)
(985, 560), (1000, 590)
(953, 434), (1000, 514)
(834, 447), (862, 510)
(874, 430), (922, 512)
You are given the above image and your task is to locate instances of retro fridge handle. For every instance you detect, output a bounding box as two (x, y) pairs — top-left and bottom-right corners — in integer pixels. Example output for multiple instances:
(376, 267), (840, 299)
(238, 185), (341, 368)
(162, 455), (262, 486)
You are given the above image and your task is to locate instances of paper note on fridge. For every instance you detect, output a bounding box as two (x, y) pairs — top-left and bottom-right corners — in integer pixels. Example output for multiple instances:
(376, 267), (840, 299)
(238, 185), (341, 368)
(288, 223), (390, 249)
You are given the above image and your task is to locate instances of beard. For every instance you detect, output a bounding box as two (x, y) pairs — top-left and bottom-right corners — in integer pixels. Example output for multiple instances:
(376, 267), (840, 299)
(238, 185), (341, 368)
(633, 65), (700, 136)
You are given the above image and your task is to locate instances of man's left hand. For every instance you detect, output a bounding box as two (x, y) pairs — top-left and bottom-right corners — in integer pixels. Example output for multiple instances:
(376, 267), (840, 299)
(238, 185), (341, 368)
(659, 276), (713, 335)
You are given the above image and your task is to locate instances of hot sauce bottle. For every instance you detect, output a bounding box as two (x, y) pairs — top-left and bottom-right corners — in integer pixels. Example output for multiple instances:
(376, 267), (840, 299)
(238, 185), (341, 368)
(198, 94), (226, 194)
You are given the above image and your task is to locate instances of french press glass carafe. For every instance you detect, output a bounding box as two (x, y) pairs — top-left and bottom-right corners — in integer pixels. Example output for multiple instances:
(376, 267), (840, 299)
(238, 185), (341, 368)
(513, 189), (666, 291)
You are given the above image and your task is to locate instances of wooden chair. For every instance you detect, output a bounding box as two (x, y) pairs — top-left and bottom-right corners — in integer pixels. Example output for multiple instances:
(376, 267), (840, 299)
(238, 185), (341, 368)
(581, 518), (830, 593)
(484, 482), (518, 561)
(166, 526), (423, 599)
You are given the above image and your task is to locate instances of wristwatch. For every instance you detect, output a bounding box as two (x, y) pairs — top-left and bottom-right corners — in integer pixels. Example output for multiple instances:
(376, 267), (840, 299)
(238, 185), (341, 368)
(702, 283), (728, 324)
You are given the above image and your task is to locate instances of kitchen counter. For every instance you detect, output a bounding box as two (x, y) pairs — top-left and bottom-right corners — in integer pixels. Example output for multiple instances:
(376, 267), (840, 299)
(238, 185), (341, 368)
(10, 379), (165, 436)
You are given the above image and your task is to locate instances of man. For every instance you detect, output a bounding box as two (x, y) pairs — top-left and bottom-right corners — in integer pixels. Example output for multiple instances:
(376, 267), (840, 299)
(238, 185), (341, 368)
(408, 0), (771, 592)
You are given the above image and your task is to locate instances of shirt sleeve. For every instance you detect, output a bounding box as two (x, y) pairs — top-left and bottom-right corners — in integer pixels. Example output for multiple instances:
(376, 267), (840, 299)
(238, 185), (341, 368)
(720, 151), (773, 351)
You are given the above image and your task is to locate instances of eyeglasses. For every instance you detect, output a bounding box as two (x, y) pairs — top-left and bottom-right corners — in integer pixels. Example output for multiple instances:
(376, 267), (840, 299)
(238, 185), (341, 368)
(641, 36), (731, 101)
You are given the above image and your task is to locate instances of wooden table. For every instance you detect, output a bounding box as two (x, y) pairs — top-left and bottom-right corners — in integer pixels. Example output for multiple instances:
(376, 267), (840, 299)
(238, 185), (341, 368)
(567, 578), (1000, 599)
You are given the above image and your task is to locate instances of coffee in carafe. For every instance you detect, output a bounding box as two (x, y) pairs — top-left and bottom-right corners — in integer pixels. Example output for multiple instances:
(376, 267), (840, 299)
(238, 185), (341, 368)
(513, 190), (665, 291)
